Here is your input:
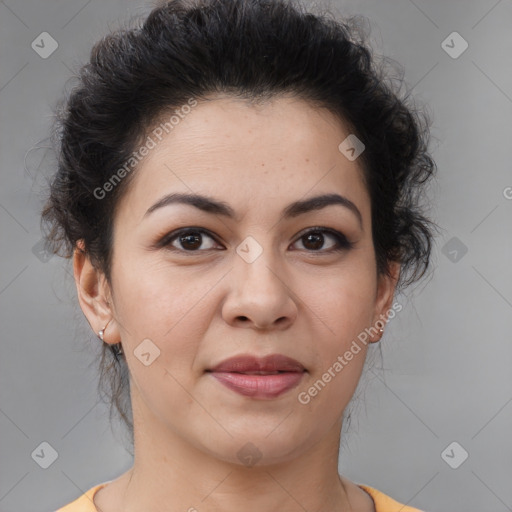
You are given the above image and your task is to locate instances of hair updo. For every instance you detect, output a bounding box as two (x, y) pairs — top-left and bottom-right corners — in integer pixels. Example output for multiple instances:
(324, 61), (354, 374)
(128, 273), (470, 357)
(41, 0), (439, 449)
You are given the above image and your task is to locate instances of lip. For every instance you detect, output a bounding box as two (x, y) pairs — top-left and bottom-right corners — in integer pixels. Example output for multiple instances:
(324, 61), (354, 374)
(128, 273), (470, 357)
(207, 354), (306, 399)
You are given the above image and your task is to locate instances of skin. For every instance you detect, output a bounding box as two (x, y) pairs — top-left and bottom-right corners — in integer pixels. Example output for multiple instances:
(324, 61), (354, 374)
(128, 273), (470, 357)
(74, 95), (400, 512)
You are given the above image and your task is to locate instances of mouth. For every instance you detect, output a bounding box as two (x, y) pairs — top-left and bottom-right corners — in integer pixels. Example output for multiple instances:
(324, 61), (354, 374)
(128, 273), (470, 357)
(206, 354), (306, 399)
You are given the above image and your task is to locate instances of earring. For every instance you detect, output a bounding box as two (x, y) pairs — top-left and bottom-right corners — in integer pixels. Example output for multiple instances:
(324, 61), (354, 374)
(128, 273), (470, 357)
(97, 322), (110, 341)
(97, 322), (124, 357)
(370, 327), (385, 343)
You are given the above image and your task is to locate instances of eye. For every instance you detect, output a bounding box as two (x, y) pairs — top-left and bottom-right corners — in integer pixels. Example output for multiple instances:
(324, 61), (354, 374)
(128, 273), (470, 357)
(291, 227), (354, 253)
(159, 228), (222, 253)
(157, 227), (354, 254)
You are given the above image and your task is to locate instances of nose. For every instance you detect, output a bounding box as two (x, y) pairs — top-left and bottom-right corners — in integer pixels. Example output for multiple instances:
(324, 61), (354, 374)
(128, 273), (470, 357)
(221, 248), (298, 331)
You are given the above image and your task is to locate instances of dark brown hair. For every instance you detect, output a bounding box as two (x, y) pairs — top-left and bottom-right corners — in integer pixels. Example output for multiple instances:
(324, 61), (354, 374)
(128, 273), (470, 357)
(41, 0), (439, 451)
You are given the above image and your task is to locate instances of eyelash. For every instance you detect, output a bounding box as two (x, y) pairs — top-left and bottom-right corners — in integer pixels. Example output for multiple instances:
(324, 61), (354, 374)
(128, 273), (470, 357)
(156, 226), (355, 255)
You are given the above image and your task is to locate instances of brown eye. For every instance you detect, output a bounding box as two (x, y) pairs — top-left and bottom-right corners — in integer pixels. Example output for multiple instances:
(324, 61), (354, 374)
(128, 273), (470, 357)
(160, 228), (222, 252)
(157, 226), (354, 255)
(177, 231), (203, 250)
(292, 228), (354, 253)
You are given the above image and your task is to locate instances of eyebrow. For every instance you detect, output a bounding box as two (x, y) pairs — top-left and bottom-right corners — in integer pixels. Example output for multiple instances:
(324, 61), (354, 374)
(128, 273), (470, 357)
(144, 192), (363, 229)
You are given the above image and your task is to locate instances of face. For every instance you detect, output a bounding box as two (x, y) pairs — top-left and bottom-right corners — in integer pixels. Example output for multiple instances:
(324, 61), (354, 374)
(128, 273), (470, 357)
(76, 95), (399, 466)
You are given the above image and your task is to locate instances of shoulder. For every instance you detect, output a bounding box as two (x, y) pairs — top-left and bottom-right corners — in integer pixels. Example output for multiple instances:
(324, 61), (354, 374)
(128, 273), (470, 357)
(358, 484), (425, 512)
(55, 482), (109, 512)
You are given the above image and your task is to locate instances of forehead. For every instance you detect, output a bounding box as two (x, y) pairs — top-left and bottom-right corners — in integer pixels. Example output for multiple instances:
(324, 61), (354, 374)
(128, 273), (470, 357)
(116, 95), (371, 227)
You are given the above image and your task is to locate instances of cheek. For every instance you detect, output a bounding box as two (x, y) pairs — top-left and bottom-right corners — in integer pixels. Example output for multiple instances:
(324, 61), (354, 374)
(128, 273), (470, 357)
(307, 266), (376, 341)
(114, 265), (212, 411)
(112, 257), (212, 338)
(110, 266), (219, 403)
(300, 267), (375, 392)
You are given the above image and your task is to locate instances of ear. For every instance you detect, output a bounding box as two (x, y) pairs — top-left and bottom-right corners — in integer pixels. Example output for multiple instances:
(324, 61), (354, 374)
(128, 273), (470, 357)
(73, 239), (120, 345)
(371, 260), (401, 339)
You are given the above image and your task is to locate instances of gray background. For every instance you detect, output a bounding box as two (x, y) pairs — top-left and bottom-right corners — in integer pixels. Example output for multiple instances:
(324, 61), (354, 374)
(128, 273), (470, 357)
(1, 0), (511, 511)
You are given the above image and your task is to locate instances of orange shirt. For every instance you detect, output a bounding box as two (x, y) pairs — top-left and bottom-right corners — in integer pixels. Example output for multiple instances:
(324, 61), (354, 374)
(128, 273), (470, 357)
(56, 481), (424, 511)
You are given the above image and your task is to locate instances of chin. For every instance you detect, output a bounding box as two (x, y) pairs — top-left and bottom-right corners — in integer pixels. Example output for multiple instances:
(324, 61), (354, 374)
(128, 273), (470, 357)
(192, 426), (312, 468)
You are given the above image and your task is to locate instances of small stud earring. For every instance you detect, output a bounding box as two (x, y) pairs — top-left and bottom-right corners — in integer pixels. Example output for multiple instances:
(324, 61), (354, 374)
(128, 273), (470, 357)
(97, 322), (123, 358)
(370, 327), (385, 344)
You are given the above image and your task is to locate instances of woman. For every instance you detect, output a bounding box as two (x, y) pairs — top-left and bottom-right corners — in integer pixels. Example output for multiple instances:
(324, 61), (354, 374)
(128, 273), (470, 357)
(44, 0), (438, 510)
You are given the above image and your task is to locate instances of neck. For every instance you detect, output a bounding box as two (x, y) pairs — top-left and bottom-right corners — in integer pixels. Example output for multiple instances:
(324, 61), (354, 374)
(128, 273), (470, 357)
(115, 394), (355, 512)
